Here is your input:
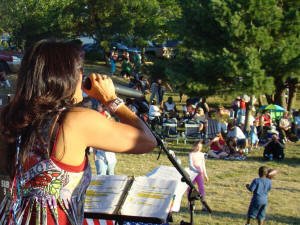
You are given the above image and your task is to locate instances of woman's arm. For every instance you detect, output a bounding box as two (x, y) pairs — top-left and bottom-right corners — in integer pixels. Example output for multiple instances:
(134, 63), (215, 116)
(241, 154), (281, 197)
(55, 74), (157, 166)
(201, 157), (208, 181)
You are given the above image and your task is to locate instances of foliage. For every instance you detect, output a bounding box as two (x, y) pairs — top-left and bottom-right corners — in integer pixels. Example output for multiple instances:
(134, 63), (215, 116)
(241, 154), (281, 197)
(0, 0), (181, 50)
(0, 0), (84, 48)
(166, 0), (300, 101)
(79, 0), (181, 49)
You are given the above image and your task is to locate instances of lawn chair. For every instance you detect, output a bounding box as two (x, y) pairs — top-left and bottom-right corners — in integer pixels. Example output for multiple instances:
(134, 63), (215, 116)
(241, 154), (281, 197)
(182, 121), (203, 144)
(162, 119), (179, 144)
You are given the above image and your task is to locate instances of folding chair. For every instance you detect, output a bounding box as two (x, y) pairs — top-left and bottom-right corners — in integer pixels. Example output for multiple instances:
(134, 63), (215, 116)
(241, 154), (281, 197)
(182, 122), (203, 144)
(162, 121), (179, 144)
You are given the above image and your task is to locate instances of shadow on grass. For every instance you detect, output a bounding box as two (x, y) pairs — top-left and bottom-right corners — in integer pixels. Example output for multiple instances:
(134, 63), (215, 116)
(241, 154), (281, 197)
(178, 208), (300, 224)
(273, 186), (300, 193)
(266, 214), (300, 224)
(245, 155), (300, 167)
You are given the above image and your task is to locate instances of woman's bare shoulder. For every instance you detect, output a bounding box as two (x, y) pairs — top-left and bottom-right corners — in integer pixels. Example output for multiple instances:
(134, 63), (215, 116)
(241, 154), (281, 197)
(63, 107), (106, 127)
(64, 107), (101, 123)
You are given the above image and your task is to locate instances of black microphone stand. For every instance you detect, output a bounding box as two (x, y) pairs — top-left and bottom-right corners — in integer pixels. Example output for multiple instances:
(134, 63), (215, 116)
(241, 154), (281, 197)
(135, 102), (212, 225)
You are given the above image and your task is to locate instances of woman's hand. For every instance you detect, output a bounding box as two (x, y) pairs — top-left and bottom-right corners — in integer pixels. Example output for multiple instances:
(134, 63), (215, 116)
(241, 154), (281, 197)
(83, 73), (117, 106)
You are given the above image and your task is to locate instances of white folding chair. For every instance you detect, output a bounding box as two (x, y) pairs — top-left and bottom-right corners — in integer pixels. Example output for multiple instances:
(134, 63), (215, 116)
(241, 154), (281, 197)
(183, 123), (202, 144)
(162, 123), (179, 144)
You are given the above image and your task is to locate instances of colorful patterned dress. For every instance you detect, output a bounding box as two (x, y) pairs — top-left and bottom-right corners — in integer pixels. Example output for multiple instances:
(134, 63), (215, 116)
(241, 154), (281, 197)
(0, 118), (92, 225)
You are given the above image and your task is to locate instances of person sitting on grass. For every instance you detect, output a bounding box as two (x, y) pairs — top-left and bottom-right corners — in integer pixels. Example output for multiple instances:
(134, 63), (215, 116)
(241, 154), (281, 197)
(163, 96), (178, 119)
(226, 121), (248, 153)
(261, 110), (273, 139)
(181, 99), (196, 123)
(278, 111), (298, 142)
(207, 133), (228, 159)
(245, 166), (272, 225)
(148, 99), (162, 129)
(263, 130), (285, 161)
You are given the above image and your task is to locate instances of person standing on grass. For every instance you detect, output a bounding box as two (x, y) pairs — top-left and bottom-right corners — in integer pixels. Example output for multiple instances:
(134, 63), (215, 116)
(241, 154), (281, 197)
(110, 47), (118, 76)
(0, 40), (157, 224)
(245, 166), (272, 225)
(188, 141), (209, 211)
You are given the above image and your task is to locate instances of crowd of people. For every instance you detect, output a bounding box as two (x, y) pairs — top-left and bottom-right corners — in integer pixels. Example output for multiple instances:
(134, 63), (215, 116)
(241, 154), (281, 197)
(119, 87), (300, 161)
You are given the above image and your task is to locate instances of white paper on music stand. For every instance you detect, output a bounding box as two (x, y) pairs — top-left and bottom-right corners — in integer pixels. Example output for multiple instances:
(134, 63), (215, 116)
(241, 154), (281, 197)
(120, 176), (177, 219)
(84, 175), (129, 214)
(146, 165), (198, 212)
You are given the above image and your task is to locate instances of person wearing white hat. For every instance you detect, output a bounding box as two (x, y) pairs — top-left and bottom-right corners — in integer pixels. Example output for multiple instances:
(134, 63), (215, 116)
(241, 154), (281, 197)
(263, 130), (285, 161)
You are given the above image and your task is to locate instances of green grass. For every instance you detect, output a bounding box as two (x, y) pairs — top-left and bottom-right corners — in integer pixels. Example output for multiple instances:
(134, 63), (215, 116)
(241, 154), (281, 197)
(88, 141), (300, 225)
(3, 63), (300, 224)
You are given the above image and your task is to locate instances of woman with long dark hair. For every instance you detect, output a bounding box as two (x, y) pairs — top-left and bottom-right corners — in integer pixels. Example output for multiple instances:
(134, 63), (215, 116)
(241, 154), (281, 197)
(0, 40), (157, 225)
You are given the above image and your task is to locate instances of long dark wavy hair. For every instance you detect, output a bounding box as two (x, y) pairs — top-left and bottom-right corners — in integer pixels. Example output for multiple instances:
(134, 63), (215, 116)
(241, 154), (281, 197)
(0, 39), (83, 177)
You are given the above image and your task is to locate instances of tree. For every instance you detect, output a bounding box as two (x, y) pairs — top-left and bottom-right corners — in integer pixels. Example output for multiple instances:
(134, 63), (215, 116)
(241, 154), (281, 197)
(0, 0), (83, 48)
(81, 0), (181, 55)
(166, 0), (299, 107)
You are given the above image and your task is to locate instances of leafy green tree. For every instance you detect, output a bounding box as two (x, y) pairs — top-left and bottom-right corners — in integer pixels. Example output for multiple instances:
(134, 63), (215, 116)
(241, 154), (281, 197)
(167, 0), (299, 107)
(0, 0), (83, 48)
(82, 0), (181, 55)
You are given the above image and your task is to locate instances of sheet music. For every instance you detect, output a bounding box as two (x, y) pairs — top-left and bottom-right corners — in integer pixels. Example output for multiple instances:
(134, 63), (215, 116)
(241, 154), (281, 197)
(84, 175), (129, 214)
(120, 176), (177, 219)
(146, 165), (198, 212)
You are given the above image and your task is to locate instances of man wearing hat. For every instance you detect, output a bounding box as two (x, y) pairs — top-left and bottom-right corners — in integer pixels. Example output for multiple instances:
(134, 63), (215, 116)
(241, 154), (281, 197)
(263, 130), (285, 161)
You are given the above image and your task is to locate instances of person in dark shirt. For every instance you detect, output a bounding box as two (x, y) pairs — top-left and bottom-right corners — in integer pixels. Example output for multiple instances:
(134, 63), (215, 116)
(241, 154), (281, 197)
(263, 130), (285, 161)
(246, 166), (272, 225)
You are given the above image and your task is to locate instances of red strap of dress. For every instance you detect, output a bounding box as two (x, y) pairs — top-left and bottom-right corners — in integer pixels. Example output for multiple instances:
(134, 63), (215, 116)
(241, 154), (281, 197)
(51, 125), (87, 172)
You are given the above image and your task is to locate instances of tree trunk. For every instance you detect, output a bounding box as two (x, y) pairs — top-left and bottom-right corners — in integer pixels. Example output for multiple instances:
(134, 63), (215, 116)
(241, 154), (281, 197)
(265, 94), (274, 104)
(258, 95), (264, 107)
(274, 79), (286, 107)
(287, 78), (298, 111)
(244, 95), (255, 133)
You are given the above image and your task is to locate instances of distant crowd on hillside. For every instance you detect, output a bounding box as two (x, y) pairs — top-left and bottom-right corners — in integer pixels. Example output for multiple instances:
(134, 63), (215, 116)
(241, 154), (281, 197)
(82, 75), (300, 161)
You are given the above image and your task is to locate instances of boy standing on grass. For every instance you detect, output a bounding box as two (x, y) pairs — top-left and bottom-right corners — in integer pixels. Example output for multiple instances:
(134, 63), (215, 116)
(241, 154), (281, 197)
(246, 166), (272, 225)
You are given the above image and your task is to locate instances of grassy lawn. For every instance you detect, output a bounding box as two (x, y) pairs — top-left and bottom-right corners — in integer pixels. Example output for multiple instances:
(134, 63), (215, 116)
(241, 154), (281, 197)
(105, 141), (300, 225)
(2, 63), (300, 224)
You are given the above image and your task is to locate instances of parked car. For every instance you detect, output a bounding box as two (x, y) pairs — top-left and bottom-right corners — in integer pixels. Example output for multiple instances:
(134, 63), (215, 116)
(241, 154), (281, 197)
(145, 40), (182, 59)
(82, 43), (105, 60)
(145, 40), (172, 59)
(113, 42), (141, 54)
(0, 51), (22, 74)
